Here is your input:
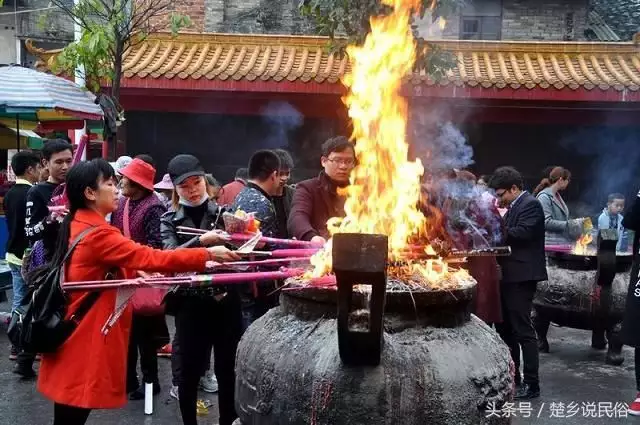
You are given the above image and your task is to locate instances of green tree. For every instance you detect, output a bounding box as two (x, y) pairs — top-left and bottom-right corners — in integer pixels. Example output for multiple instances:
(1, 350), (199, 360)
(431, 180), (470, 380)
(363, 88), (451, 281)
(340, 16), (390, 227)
(50, 0), (190, 100)
(299, 0), (464, 79)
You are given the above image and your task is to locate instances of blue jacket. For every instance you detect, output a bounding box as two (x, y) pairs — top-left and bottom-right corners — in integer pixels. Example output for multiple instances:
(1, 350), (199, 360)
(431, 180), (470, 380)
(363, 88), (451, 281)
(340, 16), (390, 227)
(232, 182), (278, 238)
(598, 208), (627, 251)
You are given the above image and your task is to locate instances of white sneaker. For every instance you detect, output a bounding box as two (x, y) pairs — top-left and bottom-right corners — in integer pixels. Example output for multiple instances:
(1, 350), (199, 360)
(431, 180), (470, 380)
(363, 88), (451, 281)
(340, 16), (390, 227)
(199, 372), (219, 393)
(169, 385), (179, 400)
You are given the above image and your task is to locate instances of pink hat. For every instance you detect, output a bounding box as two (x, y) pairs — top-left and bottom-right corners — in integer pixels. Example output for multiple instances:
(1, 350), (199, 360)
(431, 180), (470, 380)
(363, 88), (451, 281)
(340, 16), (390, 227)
(154, 173), (173, 190)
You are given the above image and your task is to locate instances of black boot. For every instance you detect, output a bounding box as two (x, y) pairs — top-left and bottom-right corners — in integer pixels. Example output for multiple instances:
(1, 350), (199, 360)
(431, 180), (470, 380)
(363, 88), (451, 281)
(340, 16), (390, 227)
(533, 312), (550, 353)
(13, 362), (36, 379)
(591, 328), (607, 350)
(515, 383), (540, 400)
(605, 326), (625, 366)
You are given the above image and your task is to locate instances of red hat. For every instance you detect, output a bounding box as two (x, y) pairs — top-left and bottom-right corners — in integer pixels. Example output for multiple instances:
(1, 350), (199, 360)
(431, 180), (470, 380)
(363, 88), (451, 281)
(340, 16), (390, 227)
(119, 158), (156, 191)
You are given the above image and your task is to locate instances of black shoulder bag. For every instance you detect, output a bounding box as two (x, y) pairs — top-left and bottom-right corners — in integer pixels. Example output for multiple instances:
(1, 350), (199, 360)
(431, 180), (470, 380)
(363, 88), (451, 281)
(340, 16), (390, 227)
(8, 226), (101, 354)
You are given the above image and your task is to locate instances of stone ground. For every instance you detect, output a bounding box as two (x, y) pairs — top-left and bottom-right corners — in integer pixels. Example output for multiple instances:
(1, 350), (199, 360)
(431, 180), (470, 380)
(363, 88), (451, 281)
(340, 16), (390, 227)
(0, 293), (639, 424)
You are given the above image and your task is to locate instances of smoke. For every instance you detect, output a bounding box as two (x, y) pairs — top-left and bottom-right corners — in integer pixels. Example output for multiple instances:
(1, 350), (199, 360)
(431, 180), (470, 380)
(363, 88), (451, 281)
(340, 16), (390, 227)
(409, 107), (475, 175)
(407, 105), (503, 248)
(559, 127), (640, 214)
(438, 179), (503, 249)
(259, 101), (303, 149)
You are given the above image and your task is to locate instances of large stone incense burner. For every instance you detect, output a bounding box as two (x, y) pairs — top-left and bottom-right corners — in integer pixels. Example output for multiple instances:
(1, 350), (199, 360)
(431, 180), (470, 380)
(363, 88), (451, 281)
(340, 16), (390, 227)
(234, 234), (513, 425)
(533, 229), (631, 365)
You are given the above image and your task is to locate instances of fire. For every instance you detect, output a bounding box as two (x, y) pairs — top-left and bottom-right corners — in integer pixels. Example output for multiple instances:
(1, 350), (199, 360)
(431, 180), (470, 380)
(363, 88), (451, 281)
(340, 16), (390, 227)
(573, 233), (593, 255)
(307, 0), (465, 288)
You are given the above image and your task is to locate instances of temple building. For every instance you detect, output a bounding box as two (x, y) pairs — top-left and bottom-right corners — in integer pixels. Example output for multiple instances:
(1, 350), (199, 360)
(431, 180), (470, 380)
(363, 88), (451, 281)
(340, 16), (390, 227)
(23, 0), (640, 215)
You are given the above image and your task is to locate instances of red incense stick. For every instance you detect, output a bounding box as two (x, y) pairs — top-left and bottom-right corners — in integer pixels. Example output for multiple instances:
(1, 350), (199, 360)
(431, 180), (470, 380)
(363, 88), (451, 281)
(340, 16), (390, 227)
(62, 268), (306, 291)
(176, 226), (323, 248)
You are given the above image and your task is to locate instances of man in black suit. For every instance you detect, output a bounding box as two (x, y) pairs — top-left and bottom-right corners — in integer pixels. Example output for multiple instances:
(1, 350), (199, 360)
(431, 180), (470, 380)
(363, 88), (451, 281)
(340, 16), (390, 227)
(490, 166), (547, 400)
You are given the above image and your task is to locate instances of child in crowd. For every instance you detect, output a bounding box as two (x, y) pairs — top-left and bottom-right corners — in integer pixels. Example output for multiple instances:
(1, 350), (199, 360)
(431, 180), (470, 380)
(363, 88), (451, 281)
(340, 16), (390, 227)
(598, 193), (628, 252)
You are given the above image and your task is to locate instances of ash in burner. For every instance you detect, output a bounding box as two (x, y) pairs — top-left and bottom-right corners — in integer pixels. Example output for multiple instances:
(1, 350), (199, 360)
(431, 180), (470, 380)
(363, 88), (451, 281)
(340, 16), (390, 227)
(285, 271), (476, 292)
(347, 309), (370, 331)
(386, 271), (476, 291)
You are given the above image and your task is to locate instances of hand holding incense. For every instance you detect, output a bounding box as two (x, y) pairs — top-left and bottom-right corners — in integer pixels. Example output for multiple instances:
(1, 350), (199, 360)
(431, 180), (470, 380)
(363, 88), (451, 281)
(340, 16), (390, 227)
(62, 268), (306, 291)
(176, 226), (323, 248)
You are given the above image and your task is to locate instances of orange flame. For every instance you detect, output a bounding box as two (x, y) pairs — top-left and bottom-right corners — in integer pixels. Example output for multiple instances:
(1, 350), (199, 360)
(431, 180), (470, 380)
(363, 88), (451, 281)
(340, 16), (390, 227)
(573, 233), (593, 255)
(307, 0), (467, 288)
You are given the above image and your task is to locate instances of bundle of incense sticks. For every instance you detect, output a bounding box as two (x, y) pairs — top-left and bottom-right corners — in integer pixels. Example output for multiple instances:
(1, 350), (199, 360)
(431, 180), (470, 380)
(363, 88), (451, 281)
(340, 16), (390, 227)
(239, 249), (319, 258)
(63, 268), (306, 291)
(401, 246), (512, 260)
(282, 275), (337, 291)
(211, 257), (311, 270)
(176, 226), (323, 248)
(544, 245), (573, 253)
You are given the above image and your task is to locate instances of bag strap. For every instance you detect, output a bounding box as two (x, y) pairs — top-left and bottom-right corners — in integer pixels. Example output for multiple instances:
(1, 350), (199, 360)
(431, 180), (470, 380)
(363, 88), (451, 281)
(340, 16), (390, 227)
(123, 199), (131, 238)
(59, 225), (98, 286)
(68, 291), (101, 323)
(63, 226), (103, 324)
(61, 226), (98, 266)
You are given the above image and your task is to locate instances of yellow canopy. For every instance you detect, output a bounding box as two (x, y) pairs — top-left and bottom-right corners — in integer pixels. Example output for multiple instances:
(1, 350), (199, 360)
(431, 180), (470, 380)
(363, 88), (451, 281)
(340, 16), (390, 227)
(0, 127), (44, 149)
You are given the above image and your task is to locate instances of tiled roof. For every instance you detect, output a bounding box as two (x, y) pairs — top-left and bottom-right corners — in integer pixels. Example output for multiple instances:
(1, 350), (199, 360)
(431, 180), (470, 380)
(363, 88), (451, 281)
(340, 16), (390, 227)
(26, 32), (640, 92)
(591, 0), (640, 41)
(586, 11), (621, 41)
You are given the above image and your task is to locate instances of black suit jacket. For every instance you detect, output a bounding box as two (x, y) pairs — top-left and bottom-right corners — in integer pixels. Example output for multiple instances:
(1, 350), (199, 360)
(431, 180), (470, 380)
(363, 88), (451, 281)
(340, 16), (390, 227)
(499, 191), (548, 283)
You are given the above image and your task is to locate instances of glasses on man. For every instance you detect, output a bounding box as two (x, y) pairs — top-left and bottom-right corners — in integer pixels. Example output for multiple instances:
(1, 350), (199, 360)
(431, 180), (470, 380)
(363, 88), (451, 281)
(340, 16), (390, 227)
(326, 158), (355, 167)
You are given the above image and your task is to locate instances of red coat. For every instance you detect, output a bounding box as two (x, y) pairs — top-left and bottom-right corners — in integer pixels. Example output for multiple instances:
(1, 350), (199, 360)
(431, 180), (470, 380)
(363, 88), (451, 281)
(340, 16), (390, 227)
(38, 209), (209, 409)
(287, 172), (345, 241)
(218, 179), (246, 207)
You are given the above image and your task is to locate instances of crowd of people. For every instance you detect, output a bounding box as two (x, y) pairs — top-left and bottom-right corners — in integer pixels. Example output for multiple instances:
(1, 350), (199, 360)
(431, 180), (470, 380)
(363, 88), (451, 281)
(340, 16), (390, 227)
(420, 164), (634, 405)
(2, 136), (356, 425)
(3, 135), (640, 424)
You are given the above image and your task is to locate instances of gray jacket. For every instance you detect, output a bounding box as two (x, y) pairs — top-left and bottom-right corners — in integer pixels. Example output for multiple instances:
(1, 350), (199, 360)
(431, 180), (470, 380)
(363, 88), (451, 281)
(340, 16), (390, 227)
(536, 187), (581, 245)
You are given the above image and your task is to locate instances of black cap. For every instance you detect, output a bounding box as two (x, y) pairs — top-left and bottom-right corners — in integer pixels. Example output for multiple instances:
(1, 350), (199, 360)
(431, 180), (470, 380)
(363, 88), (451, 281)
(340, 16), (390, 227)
(167, 154), (205, 185)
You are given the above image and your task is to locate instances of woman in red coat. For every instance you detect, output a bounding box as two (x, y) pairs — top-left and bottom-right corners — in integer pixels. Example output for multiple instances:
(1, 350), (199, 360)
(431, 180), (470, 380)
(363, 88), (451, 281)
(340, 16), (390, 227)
(37, 159), (239, 425)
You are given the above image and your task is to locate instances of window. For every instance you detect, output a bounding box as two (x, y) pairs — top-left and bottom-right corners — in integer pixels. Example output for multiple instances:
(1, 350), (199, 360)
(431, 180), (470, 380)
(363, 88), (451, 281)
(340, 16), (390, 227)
(460, 0), (502, 40)
(461, 16), (502, 40)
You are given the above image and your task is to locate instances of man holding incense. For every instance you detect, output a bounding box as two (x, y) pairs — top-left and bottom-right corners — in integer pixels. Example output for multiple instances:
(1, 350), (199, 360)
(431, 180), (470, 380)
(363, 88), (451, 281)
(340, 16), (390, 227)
(232, 150), (283, 326)
(288, 136), (354, 244)
(232, 150), (281, 238)
(489, 166), (546, 400)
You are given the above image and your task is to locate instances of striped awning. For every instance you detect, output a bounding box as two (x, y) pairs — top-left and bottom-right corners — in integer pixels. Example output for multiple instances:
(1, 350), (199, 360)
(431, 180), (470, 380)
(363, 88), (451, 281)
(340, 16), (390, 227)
(0, 126), (44, 149)
(0, 65), (103, 119)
